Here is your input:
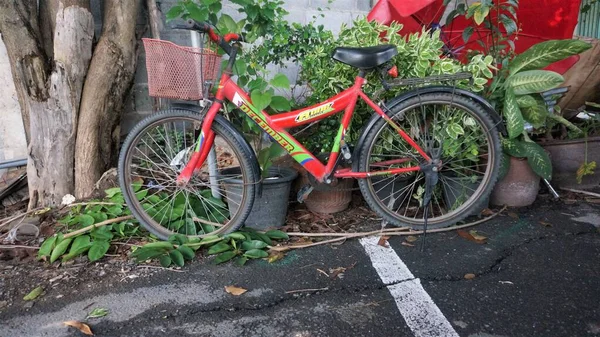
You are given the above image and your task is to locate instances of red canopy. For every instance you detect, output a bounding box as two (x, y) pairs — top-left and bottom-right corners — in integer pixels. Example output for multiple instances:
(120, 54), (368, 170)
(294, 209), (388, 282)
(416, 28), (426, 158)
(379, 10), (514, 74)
(368, 0), (583, 74)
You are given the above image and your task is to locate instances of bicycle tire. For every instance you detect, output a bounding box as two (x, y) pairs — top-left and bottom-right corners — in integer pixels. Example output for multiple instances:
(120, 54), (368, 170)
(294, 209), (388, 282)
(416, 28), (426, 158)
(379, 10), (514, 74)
(118, 109), (256, 240)
(357, 93), (501, 229)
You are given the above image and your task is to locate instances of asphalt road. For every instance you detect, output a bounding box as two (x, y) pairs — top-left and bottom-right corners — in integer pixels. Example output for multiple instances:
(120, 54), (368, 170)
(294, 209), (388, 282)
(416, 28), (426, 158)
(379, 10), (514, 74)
(1, 200), (599, 337)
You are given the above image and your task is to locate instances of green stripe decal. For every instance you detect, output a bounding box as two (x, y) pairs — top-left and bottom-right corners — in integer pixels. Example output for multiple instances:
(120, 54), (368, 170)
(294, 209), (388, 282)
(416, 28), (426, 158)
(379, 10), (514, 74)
(331, 125), (344, 153)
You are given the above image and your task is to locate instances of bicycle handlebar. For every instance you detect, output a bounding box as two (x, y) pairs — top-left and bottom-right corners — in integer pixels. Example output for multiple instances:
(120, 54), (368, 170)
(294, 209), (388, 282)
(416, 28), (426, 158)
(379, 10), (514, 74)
(174, 19), (243, 56)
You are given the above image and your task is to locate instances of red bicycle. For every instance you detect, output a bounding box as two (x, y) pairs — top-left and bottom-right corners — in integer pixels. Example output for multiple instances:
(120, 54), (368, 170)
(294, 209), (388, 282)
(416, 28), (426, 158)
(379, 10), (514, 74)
(118, 20), (502, 240)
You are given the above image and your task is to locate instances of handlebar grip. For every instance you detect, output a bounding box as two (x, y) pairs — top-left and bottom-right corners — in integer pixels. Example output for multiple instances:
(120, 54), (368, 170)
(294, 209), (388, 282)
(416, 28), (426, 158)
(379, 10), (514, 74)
(223, 33), (243, 43)
(184, 19), (219, 42)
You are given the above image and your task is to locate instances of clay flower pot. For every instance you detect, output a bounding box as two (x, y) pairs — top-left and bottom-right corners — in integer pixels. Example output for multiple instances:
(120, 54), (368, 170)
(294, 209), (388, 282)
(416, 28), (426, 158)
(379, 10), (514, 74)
(490, 157), (540, 207)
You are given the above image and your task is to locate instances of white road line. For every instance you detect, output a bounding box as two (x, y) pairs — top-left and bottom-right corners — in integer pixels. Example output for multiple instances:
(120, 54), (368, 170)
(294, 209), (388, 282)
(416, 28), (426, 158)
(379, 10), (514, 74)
(360, 236), (459, 337)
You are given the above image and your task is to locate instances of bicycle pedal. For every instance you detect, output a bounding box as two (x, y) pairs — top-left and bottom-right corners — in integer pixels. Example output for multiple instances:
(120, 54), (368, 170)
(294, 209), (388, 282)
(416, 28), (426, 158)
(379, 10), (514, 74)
(297, 185), (314, 203)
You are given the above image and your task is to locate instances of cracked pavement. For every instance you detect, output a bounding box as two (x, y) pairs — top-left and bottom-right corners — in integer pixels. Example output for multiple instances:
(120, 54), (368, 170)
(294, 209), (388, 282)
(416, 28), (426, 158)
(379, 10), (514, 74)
(1, 200), (598, 337)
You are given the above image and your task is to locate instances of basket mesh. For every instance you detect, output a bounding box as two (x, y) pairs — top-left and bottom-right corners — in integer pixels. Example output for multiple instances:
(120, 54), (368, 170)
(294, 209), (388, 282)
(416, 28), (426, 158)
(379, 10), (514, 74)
(143, 38), (221, 101)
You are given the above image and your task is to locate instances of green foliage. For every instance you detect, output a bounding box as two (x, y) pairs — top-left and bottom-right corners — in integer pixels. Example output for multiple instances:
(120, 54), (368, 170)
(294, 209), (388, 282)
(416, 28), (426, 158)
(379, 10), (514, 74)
(485, 38), (591, 179)
(502, 138), (552, 180)
(298, 18), (494, 153)
(132, 227), (289, 268)
(38, 187), (140, 264)
(509, 40), (592, 75)
(257, 143), (286, 178)
(445, 0), (519, 63)
(506, 70), (564, 95)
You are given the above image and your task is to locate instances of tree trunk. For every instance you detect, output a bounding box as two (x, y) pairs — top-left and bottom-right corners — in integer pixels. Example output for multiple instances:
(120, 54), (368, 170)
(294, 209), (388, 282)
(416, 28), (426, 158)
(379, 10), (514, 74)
(0, 0), (93, 208)
(146, 0), (162, 40)
(74, 0), (140, 198)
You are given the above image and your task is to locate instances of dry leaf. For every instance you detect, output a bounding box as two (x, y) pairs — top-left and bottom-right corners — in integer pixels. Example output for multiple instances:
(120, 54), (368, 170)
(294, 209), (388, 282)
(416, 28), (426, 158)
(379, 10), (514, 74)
(377, 236), (390, 247)
(464, 273), (476, 280)
(469, 230), (487, 241)
(267, 251), (285, 263)
(539, 221), (552, 227)
(507, 212), (519, 219)
(481, 208), (494, 216)
(329, 267), (346, 279)
(64, 321), (93, 335)
(405, 236), (418, 243)
(401, 241), (415, 247)
(224, 286), (247, 296)
(316, 268), (329, 277)
(457, 230), (486, 244)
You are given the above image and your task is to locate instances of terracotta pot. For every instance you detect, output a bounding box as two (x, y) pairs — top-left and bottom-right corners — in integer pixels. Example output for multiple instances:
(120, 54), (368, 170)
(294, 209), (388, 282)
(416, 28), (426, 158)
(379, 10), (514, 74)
(304, 178), (354, 214)
(490, 157), (540, 207)
(541, 137), (600, 189)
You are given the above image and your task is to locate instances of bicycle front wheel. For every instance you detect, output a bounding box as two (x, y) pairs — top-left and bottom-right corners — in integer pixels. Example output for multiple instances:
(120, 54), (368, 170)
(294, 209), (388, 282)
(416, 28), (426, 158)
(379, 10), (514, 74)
(357, 93), (501, 229)
(118, 109), (256, 240)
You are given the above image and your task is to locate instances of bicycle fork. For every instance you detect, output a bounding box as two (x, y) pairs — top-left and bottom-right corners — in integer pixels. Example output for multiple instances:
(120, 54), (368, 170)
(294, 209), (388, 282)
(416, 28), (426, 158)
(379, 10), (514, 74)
(176, 101), (222, 186)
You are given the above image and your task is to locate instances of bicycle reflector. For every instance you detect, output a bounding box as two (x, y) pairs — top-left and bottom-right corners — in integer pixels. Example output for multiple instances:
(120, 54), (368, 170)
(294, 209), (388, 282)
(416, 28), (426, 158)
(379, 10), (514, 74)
(388, 65), (398, 78)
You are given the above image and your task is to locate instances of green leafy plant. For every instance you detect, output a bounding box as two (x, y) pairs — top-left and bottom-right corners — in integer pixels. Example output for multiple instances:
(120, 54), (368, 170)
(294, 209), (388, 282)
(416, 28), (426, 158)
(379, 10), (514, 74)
(132, 228), (289, 267)
(486, 39), (592, 179)
(37, 188), (141, 264)
(443, 0), (519, 64)
(298, 18), (494, 153)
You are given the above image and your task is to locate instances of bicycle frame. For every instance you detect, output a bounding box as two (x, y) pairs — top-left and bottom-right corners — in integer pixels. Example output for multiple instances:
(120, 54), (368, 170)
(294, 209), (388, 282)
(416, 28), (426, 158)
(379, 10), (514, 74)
(177, 71), (432, 185)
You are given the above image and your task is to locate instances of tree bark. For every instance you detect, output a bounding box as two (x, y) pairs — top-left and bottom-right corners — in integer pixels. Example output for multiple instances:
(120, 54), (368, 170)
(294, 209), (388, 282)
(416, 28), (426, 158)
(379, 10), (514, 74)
(0, 1), (47, 144)
(74, 0), (140, 198)
(0, 0), (93, 208)
(146, 0), (162, 40)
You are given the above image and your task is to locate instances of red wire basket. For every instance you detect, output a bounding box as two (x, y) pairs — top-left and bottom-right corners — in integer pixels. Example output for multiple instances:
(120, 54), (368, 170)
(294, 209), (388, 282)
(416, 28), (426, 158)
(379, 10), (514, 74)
(142, 38), (221, 101)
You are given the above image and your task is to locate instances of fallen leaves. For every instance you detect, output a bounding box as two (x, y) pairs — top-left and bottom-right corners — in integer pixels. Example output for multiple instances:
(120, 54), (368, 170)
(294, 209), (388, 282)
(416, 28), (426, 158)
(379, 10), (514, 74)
(464, 273), (476, 280)
(401, 241), (415, 247)
(266, 251), (285, 263)
(481, 208), (494, 216)
(377, 236), (390, 247)
(64, 321), (93, 335)
(316, 262), (356, 280)
(507, 212), (519, 219)
(224, 285), (247, 296)
(405, 236), (418, 243)
(539, 221), (552, 227)
(23, 286), (43, 301)
(87, 307), (109, 319)
(457, 230), (487, 244)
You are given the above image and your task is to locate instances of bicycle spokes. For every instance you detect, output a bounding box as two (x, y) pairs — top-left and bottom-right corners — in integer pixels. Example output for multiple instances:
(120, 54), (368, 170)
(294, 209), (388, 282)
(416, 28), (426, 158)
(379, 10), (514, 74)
(364, 96), (496, 226)
(124, 117), (247, 236)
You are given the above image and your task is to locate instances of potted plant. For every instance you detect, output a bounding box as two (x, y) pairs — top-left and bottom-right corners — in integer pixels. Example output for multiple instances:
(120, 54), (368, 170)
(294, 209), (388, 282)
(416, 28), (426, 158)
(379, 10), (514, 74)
(540, 103), (600, 188)
(221, 142), (297, 230)
(483, 39), (592, 206)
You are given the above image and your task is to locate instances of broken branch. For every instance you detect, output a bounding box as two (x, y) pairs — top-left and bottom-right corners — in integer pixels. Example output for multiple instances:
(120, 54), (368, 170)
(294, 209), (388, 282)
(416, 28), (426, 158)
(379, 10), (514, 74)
(63, 215), (134, 239)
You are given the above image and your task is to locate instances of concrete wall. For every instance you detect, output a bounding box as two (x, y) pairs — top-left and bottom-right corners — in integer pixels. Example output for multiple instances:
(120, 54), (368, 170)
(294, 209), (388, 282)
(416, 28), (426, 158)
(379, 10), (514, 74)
(0, 34), (28, 174)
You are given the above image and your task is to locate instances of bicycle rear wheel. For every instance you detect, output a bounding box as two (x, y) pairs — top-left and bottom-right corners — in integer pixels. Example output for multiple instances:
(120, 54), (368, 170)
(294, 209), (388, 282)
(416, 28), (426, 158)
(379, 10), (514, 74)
(118, 109), (256, 240)
(357, 93), (501, 229)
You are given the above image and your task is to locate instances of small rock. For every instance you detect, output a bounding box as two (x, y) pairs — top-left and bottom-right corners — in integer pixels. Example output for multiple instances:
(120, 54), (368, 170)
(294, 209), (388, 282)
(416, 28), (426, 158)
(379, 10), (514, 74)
(23, 301), (34, 309)
(55, 294), (63, 299)
(453, 320), (468, 329)
(0, 300), (8, 309)
(98, 270), (106, 277)
(464, 273), (476, 280)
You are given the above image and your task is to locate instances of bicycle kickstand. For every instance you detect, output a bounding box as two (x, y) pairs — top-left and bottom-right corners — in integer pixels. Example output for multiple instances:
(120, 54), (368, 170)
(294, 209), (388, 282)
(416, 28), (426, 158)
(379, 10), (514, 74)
(420, 165), (439, 252)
